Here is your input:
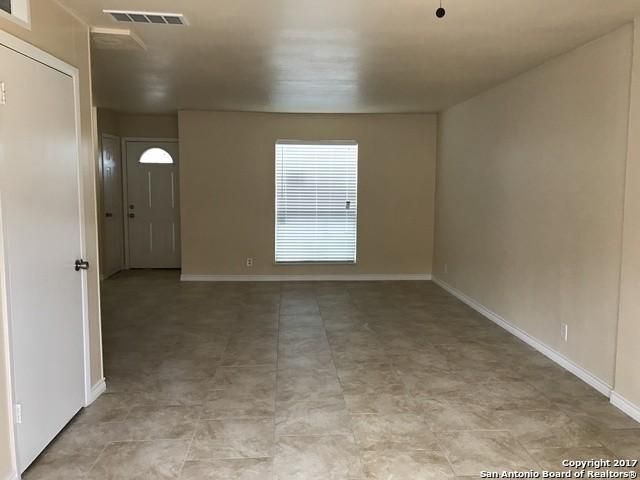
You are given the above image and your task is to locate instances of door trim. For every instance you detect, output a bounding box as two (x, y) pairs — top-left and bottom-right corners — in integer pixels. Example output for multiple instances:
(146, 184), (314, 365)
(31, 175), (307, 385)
(0, 196), (18, 479)
(121, 137), (179, 269)
(0, 29), (96, 477)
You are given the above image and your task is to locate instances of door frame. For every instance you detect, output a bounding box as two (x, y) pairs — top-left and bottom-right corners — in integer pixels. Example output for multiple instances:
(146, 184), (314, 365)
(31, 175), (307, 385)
(100, 133), (124, 279)
(0, 29), (95, 476)
(121, 137), (179, 269)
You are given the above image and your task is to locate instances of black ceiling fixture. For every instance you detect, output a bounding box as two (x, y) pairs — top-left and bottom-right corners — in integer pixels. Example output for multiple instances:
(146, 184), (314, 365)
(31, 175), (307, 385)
(436, 0), (446, 18)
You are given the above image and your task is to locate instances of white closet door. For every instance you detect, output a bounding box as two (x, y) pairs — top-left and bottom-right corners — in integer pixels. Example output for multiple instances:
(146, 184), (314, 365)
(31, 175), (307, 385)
(0, 43), (86, 472)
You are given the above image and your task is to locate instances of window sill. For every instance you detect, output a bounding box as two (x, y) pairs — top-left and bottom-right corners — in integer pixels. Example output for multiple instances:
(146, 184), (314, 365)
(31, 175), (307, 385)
(274, 261), (357, 266)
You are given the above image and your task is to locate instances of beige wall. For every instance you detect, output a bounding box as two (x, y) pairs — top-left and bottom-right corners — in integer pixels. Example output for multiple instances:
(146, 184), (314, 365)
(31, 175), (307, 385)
(119, 114), (178, 139)
(97, 108), (120, 137)
(97, 109), (179, 139)
(0, 0), (102, 475)
(434, 25), (633, 385)
(616, 19), (640, 409)
(179, 111), (436, 276)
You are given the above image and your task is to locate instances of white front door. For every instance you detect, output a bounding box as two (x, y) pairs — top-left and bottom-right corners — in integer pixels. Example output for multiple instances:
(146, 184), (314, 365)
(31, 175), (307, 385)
(0, 44), (86, 472)
(101, 135), (124, 278)
(126, 141), (180, 268)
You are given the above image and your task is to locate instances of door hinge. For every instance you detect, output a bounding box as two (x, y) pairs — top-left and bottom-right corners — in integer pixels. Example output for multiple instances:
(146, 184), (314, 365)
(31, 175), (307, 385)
(14, 404), (22, 424)
(0, 82), (6, 105)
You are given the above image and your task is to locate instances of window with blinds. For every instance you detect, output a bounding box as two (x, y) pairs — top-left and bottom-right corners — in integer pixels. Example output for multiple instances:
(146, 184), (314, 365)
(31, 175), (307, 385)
(275, 140), (358, 263)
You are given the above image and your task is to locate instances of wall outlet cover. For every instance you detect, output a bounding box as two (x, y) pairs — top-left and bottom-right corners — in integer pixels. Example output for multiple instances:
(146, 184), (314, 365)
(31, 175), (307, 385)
(561, 323), (569, 342)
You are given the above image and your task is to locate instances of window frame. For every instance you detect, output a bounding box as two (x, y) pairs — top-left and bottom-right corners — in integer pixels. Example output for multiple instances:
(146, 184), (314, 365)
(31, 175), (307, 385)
(274, 139), (359, 265)
(138, 147), (175, 165)
(0, 0), (31, 28)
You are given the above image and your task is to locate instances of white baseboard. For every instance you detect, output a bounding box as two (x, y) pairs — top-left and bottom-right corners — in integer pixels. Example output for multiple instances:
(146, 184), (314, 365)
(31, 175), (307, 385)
(610, 391), (640, 423)
(86, 378), (107, 406)
(432, 276), (613, 397)
(181, 274), (432, 282)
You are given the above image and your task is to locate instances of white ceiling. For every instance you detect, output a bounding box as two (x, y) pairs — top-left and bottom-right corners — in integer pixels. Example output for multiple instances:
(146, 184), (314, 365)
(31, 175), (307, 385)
(59, 0), (640, 114)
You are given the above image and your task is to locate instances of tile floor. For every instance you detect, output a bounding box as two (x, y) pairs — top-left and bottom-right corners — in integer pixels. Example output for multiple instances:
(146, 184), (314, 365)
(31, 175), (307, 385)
(23, 270), (640, 479)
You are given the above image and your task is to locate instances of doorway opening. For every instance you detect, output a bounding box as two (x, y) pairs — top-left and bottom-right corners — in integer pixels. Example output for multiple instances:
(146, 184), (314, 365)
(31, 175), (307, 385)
(99, 137), (181, 278)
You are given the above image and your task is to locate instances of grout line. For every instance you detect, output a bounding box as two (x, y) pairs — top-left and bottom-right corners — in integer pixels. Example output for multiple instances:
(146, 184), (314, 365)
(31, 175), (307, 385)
(176, 428), (197, 479)
(176, 297), (237, 478)
(84, 443), (109, 477)
(92, 274), (637, 479)
(320, 285), (368, 475)
(272, 282), (283, 458)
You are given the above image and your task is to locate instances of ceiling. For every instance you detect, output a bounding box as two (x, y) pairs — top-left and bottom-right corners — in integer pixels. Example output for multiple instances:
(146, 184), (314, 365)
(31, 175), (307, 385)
(59, 0), (640, 114)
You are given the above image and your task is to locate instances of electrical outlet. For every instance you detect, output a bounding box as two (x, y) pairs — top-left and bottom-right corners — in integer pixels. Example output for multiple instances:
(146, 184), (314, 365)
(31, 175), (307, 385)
(246, 257), (254, 268)
(561, 323), (569, 342)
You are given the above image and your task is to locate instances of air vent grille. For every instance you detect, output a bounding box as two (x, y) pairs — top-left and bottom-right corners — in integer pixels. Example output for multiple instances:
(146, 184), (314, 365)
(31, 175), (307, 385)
(104, 10), (187, 25)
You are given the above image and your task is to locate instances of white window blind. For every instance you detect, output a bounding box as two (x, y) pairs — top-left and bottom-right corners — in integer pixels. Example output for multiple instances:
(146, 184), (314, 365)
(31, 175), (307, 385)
(275, 140), (358, 263)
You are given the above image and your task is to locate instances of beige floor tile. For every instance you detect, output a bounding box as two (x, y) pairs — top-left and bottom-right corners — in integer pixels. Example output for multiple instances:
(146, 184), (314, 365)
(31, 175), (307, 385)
(23, 451), (98, 480)
(276, 369), (343, 403)
(527, 446), (620, 472)
(75, 393), (131, 424)
(86, 440), (190, 479)
(123, 405), (200, 440)
(436, 430), (539, 476)
(596, 428), (640, 457)
(212, 366), (276, 393)
(274, 435), (364, 480)
(221, 342), (277, 366)
(202, 390), (275, 419)
(417, 397), (502, 432)
(189, 418), (274, 460)
(213, 366), (276, 384)
(43, 419), (130, 457)
(343, 384), (420, 414)
(154, 353), (221, 380)
(26, 272), (640, 477)
(495, 409), (602, 449)
(332, 349), (392, 369)
(388, 349), (451, 371)
(129, 377), (213, 406)
(564, 399), (640, 430)
(444, 380), (553, 411)
(23, 421), (122, 479)
(395, 367), (476, 396)
(277, 349), (335, 369)
(278, 314), (324, 328)
(279, 303), (320, 316)
(181, 458), (273, 480)
(336, 363), (399, 387)
(351, 414), (439, 451)
(526, 372), (604, 404)
(275, 394), (352, 436)
(361, 448), (455, 479)
(276, 373), (344, 408)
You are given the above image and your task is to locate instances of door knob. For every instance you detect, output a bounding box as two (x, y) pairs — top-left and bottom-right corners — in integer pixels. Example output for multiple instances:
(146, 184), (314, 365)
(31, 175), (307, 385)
(105, 212), (113, 218)
(128, 213), (135, 218)
(75, 259), (90, 271)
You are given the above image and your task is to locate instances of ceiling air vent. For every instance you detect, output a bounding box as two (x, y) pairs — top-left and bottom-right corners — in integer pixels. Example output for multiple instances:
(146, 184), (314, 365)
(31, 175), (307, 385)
(104, 10), (188, 26)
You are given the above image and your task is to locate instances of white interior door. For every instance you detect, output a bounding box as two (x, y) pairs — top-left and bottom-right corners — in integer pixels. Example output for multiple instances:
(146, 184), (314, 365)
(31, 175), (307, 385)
(101, 135), (124, 278)
(0, 45), (86, 472)
(126, 141), (180, 268)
